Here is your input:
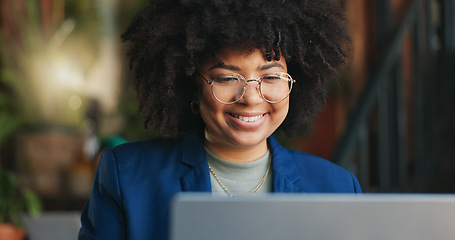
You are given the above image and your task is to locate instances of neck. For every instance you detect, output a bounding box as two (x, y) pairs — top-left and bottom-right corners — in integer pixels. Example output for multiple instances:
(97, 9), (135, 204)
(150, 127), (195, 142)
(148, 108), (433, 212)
(203, 139), (268, 163)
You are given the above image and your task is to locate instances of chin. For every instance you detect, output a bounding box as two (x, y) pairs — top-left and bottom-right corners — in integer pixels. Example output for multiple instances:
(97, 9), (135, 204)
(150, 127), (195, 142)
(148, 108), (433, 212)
(228, 132), (269, 148)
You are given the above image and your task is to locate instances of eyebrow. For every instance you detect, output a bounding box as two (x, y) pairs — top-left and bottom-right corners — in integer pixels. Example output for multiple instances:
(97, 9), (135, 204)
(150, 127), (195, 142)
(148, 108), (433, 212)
(258, 62), (285, 70)
(208, 62), (285, 71)
(208, 63), (241, 71)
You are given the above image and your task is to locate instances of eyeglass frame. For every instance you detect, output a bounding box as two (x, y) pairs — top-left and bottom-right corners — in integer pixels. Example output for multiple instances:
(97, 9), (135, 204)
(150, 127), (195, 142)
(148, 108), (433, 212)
(196, 71), (296, 104)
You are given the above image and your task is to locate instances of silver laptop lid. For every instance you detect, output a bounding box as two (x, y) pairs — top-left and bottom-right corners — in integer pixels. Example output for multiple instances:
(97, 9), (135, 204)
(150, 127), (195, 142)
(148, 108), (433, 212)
(170, 193), (455, 240)
(22, 212), (81, 240)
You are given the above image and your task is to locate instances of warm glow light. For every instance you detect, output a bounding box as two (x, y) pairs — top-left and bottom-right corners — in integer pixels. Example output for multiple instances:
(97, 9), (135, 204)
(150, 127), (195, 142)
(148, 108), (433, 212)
(51, 55), (85, 91)
(68, 94), (82, 110)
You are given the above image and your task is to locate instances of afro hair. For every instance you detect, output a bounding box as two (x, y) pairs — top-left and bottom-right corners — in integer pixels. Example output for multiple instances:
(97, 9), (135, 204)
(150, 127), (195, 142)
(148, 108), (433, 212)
(121, 0), (349, 138)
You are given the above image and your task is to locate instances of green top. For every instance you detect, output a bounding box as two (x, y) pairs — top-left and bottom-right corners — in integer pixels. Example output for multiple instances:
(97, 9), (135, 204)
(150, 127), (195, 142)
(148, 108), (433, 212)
(205, 147), (272, 197)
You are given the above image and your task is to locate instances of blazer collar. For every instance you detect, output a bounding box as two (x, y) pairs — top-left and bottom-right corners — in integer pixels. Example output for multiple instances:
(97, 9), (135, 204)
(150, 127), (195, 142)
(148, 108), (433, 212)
(180, 129), (212, 192)
(268, 135), (304, 192)
(179, 130), (304, 193)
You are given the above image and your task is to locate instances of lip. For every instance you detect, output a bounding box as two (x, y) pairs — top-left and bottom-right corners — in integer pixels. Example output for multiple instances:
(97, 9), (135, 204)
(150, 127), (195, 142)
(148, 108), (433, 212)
(226, 112), (267, 129)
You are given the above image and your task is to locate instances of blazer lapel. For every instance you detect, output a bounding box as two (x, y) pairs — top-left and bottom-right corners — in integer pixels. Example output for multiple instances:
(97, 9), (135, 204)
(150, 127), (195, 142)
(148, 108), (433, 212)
(179, 130), (212, 192)
(269, 136), (305, 193)
(177, 131), (306, 193)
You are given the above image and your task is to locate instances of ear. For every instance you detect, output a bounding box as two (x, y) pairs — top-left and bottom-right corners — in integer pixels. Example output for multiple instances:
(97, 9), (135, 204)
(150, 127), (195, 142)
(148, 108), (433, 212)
(190, 100), (200, 114)
(190, 73), (202, 114)
(191, 72), (203, 100)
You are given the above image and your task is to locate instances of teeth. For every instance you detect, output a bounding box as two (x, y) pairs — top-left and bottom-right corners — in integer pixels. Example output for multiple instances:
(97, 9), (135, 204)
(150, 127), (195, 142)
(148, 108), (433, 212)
(234, 114), (264, 122)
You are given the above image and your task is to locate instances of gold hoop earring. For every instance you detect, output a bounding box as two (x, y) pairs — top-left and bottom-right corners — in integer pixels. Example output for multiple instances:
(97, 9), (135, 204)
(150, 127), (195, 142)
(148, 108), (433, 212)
(191, 101), (200, 114)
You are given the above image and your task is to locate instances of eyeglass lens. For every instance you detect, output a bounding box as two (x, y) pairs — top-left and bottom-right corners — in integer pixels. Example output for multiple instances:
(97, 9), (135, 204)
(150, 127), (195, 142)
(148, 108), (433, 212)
(211, 72), (293, 104)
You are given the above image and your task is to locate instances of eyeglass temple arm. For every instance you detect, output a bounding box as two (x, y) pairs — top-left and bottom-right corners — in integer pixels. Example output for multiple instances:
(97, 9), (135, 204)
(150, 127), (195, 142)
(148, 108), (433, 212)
(195, 71), (212, 84)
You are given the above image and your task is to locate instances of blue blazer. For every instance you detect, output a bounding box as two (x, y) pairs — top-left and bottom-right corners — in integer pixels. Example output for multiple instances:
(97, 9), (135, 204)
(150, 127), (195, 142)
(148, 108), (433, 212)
(79, 130), (361, 240)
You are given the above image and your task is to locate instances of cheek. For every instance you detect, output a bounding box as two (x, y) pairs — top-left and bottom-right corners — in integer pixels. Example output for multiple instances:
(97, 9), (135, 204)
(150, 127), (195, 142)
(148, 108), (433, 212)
(199, 86), (214, 107)
(198, 87), (223, 120)
(273, 100), (290, 120)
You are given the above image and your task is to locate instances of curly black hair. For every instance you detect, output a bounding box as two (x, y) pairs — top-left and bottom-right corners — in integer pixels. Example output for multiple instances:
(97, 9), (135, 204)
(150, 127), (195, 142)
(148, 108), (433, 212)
(121, 0), (349, 138)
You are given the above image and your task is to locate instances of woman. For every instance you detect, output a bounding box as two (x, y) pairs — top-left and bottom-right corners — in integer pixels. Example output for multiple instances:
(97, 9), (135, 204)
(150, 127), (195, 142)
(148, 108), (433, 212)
(79, 0), (361, 239)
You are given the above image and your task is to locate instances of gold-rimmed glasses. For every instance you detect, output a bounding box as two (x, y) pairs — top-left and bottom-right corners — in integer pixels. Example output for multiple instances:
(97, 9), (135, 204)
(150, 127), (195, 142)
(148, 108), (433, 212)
(197, 72), (295, 104)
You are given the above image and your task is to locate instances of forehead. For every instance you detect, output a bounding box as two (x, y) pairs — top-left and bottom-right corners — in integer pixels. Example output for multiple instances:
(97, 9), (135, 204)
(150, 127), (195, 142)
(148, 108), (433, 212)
(198, 47), (286, 71)
(216, 47), (266, 62)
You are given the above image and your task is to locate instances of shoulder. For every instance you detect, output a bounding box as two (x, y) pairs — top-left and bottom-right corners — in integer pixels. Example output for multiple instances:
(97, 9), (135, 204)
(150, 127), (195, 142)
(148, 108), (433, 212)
(95, 137), (184, 181)
(289, 150), (361, 193)
(269, 136), (361, 193)
(288, 150), (350, 176)
(269, 135), (350, 176)
(109, 137), (183, 161)
(107, 129), (205, 160)
(98, 130), (205, 172)
(295, 150), (361, 193)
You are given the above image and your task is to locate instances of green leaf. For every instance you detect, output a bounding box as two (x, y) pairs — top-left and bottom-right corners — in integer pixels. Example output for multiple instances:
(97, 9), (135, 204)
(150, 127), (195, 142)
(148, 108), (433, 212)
(0, 68), (19, 91)
(23, 189), (42, 218)
(0, 113), (21, 144)
(0, 168), (41, 226)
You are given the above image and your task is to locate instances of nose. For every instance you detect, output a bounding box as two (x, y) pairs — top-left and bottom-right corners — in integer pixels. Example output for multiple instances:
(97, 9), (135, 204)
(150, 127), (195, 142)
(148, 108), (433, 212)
(238, 79), (263, 105)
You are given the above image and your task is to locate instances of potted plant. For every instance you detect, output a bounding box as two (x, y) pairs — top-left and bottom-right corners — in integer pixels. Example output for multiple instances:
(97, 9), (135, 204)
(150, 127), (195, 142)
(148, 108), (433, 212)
(0, 167), (42, 240)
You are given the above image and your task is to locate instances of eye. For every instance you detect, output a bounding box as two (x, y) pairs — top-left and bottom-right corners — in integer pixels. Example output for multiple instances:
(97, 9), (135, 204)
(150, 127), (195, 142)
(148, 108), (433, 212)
(215, 77), (239, 82)
(214, 74), (241, 83)
(262, 74), (282, 83)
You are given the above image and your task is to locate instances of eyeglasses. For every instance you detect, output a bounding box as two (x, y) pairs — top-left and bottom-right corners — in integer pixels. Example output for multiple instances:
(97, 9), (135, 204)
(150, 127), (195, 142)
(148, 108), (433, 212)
(197, 72), (296, 104)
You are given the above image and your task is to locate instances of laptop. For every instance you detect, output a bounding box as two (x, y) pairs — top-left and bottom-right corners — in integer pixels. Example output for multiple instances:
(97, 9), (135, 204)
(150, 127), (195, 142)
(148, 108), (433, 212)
(21, 211), (81, 240)
(170, 193), (455, 240)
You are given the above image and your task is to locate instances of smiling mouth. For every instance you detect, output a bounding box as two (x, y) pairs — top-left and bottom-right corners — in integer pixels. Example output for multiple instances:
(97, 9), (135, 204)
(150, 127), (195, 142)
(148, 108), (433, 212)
(230, 113), (266, 122)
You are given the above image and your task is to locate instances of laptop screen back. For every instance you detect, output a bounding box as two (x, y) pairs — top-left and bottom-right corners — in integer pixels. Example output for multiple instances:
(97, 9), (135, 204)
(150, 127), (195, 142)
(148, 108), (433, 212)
(170, 194), (455, 240)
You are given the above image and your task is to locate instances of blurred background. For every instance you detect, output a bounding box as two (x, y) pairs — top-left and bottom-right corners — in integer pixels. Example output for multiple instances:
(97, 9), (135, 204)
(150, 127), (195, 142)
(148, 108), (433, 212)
(0, 0), (454, 232)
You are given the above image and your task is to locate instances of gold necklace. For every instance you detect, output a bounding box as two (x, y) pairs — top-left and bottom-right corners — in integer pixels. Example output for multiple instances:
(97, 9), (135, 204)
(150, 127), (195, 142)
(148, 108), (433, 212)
(207, 155), (271, 198)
